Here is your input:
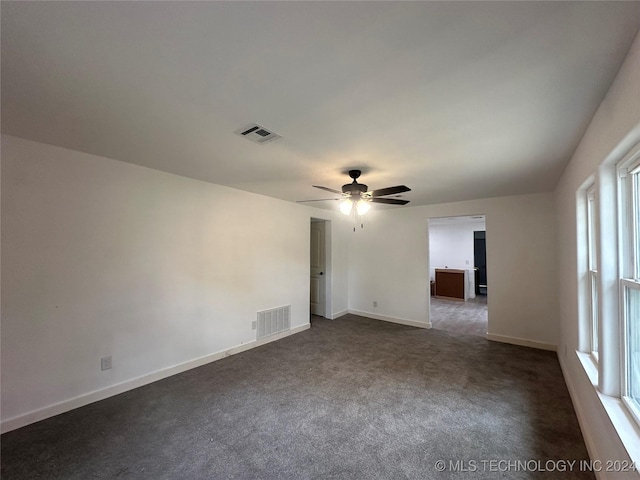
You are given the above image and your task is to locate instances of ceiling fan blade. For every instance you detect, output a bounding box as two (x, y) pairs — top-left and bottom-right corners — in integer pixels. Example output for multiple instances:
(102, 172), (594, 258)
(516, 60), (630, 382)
(369, 198), (410, 205)
(313, 185), (343, 195)
(296, 198), (341, 203)
(369, 185), (411, 197)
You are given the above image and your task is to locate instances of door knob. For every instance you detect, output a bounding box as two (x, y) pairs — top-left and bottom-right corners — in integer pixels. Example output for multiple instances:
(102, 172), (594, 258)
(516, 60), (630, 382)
(319, 272), (324, 275)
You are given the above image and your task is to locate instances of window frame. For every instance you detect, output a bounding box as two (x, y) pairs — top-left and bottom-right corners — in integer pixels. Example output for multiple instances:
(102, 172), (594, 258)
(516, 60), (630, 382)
(586, 185), (599, 360)
(618, 150), (640, 427)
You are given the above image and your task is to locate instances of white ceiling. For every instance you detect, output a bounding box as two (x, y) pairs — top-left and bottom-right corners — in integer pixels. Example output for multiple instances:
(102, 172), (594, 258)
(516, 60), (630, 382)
(2, 1), (639, 209)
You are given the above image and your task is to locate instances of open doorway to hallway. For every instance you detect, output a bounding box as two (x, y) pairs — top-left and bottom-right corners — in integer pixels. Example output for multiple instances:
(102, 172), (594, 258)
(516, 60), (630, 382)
(428, 215), (488, 337)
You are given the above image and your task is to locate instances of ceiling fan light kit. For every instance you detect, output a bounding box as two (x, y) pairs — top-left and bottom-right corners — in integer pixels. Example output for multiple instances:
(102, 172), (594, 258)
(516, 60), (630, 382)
(338, 198), (371, 216)
(356, 199), (370, 216)
(339, 198), (354, 215)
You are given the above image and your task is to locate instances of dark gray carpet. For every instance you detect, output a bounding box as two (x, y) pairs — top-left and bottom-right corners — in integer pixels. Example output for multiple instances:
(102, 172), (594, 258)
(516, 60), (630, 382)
(1, 314), (593, 479)
(430, 296), (488, 337)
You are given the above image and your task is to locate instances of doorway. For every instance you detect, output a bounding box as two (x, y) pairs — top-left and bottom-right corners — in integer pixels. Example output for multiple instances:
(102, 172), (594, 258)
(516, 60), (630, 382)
(428, 215), (488, 337)
(474, 231), (487, 296)
(310, 219), (328, 319)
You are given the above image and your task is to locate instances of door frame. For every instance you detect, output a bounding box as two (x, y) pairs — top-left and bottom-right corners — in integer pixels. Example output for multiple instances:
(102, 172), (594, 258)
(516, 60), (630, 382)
(310, 218), (332, 318)
(426, 214), (489, 337)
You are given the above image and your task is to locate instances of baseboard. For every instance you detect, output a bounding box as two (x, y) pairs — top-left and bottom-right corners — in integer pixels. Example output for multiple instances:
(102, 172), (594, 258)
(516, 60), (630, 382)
(562, 352), (640, 479)
(348, 309), (431, 329)
(486, 333), (556, 351)
(558, 355), (602, 479)
(330, 309), (348, 319)
(1, 323), (310, 434)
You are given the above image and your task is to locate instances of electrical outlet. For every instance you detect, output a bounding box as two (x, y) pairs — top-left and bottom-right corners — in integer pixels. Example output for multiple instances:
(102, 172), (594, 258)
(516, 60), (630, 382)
(373, 301), (377, 308)
(251, 321), (257, 330)
(101, 356), (112, 371)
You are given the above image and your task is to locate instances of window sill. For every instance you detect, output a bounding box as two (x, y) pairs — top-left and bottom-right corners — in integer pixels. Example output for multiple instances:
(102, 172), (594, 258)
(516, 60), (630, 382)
(577, 351), (640, 471)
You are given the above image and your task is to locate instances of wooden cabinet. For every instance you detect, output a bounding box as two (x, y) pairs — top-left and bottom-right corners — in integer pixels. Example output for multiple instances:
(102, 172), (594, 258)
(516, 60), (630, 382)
(435, 269), (465, 300)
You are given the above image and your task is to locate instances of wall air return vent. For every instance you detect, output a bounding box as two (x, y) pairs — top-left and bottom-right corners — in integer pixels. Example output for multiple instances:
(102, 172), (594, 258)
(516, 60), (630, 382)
(256, 305), (291, 340)
(235, 123), (281, 144)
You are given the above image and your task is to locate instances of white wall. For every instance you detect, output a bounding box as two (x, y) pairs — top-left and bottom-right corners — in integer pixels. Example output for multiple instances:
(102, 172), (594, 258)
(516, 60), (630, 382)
(554, 31), (640, 473)
(0, 135), (349, 430)
(348, 193), (557, 348)
(428, 219), (486, 279)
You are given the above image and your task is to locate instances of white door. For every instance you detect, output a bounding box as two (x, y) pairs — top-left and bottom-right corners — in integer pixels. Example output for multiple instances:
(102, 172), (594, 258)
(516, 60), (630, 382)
(310, 221), (326, 317)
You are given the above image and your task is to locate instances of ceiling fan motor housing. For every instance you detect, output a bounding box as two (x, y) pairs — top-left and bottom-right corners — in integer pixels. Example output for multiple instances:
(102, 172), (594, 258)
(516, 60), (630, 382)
(342, 182), (368, 195)
(343, 169), (368, 195)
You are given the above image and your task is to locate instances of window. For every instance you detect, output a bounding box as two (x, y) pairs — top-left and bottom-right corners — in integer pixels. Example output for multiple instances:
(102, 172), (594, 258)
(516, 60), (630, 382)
(575, 142), (640, 463)
(620, 154), (640, 424)
(587, 186), (598, 358)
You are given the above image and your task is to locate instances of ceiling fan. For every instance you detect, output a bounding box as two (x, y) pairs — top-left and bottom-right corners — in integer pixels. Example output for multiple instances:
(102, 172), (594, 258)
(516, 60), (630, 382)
(297, 169), (410, 216)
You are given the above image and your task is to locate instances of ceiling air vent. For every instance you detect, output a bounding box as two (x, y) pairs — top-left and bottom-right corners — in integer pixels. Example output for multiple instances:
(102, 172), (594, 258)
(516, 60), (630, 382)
(235, 123), (281, 144)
